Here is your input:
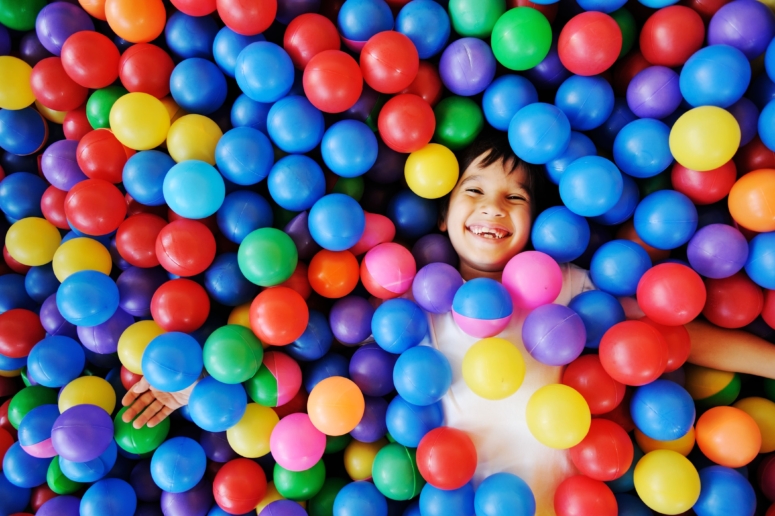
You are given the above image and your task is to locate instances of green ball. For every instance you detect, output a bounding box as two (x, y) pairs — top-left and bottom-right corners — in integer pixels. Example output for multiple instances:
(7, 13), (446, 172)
(0, 0), (47, 31)
(325, 434), (352, 454)
(238, 227), (298, 287)
(372, 444), (425, 501)
(765, 378), (775, 402)
(113, 406), (171, 455)
(204, 325), (263, 384)
(449, 0), (507, 38)
(611, 8), (637, 59)
(696, 373), (742, 409)
(87, 85), (128, 129)
(244, 363), (278, 407)
(332, 177), (365, 201)
(8, 386), (57, 429)
(308, 477), (348, 516)
(433, 96), (485, 150)
(636, 171), (672, 197)
(274, 460), (326, 501)
(48, 457), (81, 495)
(491, 7), (552, 71)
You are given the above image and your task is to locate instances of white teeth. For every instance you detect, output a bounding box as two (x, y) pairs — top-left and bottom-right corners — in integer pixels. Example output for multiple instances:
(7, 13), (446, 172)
(468, 226), (508, 239)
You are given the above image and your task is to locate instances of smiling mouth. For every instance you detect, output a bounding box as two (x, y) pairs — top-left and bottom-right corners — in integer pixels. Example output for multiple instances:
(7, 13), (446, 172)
(466, 225), (512, 240)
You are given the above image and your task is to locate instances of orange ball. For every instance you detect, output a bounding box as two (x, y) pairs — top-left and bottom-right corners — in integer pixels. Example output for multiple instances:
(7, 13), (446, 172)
(105, 0), (166, 43)
(79, 0), (107, 20)
(308, 250), (359, 299)
(728, 169), (775, 232)
(307, 376), (365, 436)
(695, 406), (761, 467)
(250, 287), (309, 346)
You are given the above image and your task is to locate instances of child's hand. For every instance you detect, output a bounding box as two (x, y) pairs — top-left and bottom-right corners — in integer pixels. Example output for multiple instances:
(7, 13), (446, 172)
(121, 377), (196, 429)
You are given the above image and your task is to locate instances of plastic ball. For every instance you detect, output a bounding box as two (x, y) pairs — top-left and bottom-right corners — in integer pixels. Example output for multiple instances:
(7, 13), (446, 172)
(395, 0), (450, 59)
(378, 93), (435, 153)
(501, 251), (562, 310)
(640, 6), (705, 67)
(151, 437), (206, 493)
(0, 58), (35, 108)
(157, 219), (216, 277)
(696, 406), (761, 468)
(202, 325), (262, 385)
(250, 287), (308, 346)
(266, 95), (324, 154)
(80, 478), (137, 516)
(215, 127), (273, 186)
(337, 0), (393, 43)
(414, 427), (475, 491)
(109, 92), (170, 151)
(633, 450), (701, 515)
(283, 13), (339, 69)
(308, 194), (366, 252)
(268, 155), (325, 212)
(404, 143), (459, 199)
(3, 441), (50, 488)
(122, 150), (175, 206)
(141, 332), (202, 392)
(27, 336), (85, 389)
(558, 12), (621, 76)
(672, 160), (737, 206)
(590, 240), (651, 297)
(680, 44), (751, 108)
(308, 376), (364, 436)
(491, 8), (551, 72)
(631, 380), (695, 441)
(599, 320), (668, 386)
(613, 119), (672, 179)
(393, 346), (452, 407)
(5, 218), (61, 267)
(188, 376), (248, 433)
(65, 179), (126, 236)
(473, 473), (535, 516)
(708, 0), (775, 59)
(163, 160), (225, 220)
(729, 169), (775, 233)
(636, 263), (707, 326)
(419, 482), (475, 516)
(58, 438), (117, 483)
(670, 106), (740, 171)
(531, 206), (590, 263)
(86, 85), (128, 130)
(559, 156), (623, 217)
(554, 475), (617, 516)
(30, 57), (88, 112)
(226, 403), (278, 459)
(245, 351), (302, 407)
(360, 31), (418, 94)
(555, 75), (614, 131)
(626, 66), (682, 120)
(235, 42), (293, 103)
(562, 355), (626, 415)
(60, 31), (119, 89)
(568, 291), (625, 350)
(452, 278), (513, 338)
(56, 270), (119, 327)
(526, 384), (590, 449)
(0, 173), (44, 221)
(321, 120), (378, 179)
(166, 114), (223, 164)
(0, 107), (48, 156)
(359, 242), (415, 299)
(703, 272), (763, 328)
(523, 304), (586, 366)
(694, 466), (757, 516)
(114, 407), (169, 455)
(303, 50), (363, 114)
(412, 263), (463, 315)
(17, 404), (59, 458)
(238, 228), (297, 287)
(633, 190), (698, 251)
(118, 43), (174, 98)
(462, 337), (525, 401)
(508, 102), (570, 165)
(51, 404), (113, 463)
(75, 129), (133, 184)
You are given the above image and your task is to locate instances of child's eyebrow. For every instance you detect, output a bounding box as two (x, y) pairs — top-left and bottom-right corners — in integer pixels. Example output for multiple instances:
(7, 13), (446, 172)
(460, 174), (529, 193)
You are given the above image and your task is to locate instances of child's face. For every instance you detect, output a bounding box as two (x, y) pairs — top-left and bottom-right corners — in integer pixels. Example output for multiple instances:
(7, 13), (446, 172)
(441, 155), (532, 279)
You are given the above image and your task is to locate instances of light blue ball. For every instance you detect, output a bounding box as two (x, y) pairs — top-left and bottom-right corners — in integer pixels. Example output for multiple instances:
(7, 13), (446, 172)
(27, 336), (85, 388)
(545, 131), (596, 185)
(531, 206), (590, 263)
(613, 118), (673, 178)
(592, 174), (639, 226)
(559, 156), (623, 217)
(483, 75), (538, 131)
(420, 482), (475, 516)
(395, 0), (450, 59)
(235, 42), (294, 103)
(385, 395), (444, 448)
(163, 160), (226, 219)
(212, 26), (265, 78)
(188, 376), (248, 432)
(80, 478), (137, 516)
(758, 99), (775, 151)
(322, 120), (379, 178)
(568, 290), (626, 349)
(56, 270), (119, 327)
(215, 127), (274, 186)
(60, 440), (117, 483)
(150, 437), (206, 493)
(555, 75), (615, 131)
(633, 190), (698, 250)
(338, 0), (394, 42)
(680, 44), (751, 108)
(308, 194), (366, 251)
(122, 150), (176, 206)
(141, 332), (203, 392)
(393, 346), (452, 406)
(268, 155), (326, 212)
(371, 298), (428, 354)
(508, 103), (571, 165)
(631, 380), (695, 441)
(745, 231), (775, 289)
(474, 473), (535, 516)
(2, 442), (51, 488)
(590, 240), (652, 297)
(334, 481), (388, 516)
(267, 95), (325, 154)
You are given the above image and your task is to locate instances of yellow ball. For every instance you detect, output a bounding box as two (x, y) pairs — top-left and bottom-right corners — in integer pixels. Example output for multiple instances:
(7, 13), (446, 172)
(227, 403), (279, 458)
(160, 96), (185, 124)
(343, 438), (387, 481)
(166, 114), (223, 164)
(228, 303), (252, 329)
(462, 337), (525, 400)
(35, 101), (67, 124)
(669, 106), (740, 172)
(635, 427), (695, 457)
(683, 364), (735, 400)
(734, 397), (775, 453)
(110, 92), (171, 150)
(52, 237), (112, 282)
(0, 56), (35, 110)
(634, 449), (701, 515)
(118, 321), (165, 375)
(58, 376), (117, 414)
(6, 217), (62, 266)
(0, 368), (21, 377)
(526, 384), (590, 449)
(405, 143), (459, 199)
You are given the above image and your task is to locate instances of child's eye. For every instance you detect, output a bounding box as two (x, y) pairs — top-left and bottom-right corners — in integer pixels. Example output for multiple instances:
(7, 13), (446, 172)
(508, 195), (526, 201)
(466, 188), (483, 195)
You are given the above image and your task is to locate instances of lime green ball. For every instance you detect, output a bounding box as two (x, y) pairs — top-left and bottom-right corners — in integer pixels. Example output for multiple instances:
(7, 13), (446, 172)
(308, 477), (348, 516)
(449, 0), (507, 38)
(332, 176), (365, 201)
(113, 406), (171, 455)
(244, 363), (278, 407)
(765, 378), (775, 402)
(611, 8), (637, 59)
(433, 96), (484, 150)
(237, 227), (298, 287)
(203, 325), (263, 384)
(372, 444), (425, 501)
(87, 85), (128, 129)
(325, 434), (352, 454)
(48, 457), (81, 495)
(8, 386), (57, 429)
(0, 0), (47, 31)
(274, 460), (327, 501)
(491, 7), (552, 71)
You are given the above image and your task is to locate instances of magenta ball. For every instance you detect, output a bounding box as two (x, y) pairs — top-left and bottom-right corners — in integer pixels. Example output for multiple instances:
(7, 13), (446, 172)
(412, 262), (463, 314)
(502, 251), (563, 310)
(269, 413), (326, 472)
(521, 303), (586, 366)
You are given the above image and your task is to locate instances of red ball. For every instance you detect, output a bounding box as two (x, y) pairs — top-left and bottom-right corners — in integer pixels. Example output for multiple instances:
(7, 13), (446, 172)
(217, 0), (277, 35)
(116, 213), (167, 268)
(702, 272), (764, 329)
(120, 365), (143, 391)
(562, 354), (626, 416)
(377, 94), (435, 153)
(60, 31), (120, 89)
(118, 43), (174, 99)
(612, 51), (650, 96)
(171, 0), (216, 16)
(30, 485), (56, 512)
(416, 427), (477, 490)
(640, 6), (704, 67)
(250, 287), (308, 346)
(280, 262), (312, 300)
(638, 316), (691, 373)
(735, 136), (775, 174)
(554, 475), (618, 516)
(400, 61), (443, 106)
(361, 31), (419, 94)
(63, 105), (91, 141)
(4, 246), (31, 275)
(558, 12), (622, 76)
(599, 320), (668, 386)
(763, 289), (775, 330)
(0, 427), (13, 466)
(508, 0), (558, 22)
(155, 219), (216, 277)
(213, 458), (268, 513)
(284, 13), (340, 70)
(304, 50), (364, 113)
(671, 160), (737, 205)
(569, 419), (633, 481)
(637, 263), (707, 326)
(30, 57), (88, 112)
(274, 388), (308, 419)
(41, 186), (69, 229)
(76, 129), (135, 183)
(683, 0), (730, 21)
(0, 309), (45, 359)
(760, 453), (775, 501)
(151, 279), (210, 333)
(594, 387), (635, 434)
(65, 179), (127, 236)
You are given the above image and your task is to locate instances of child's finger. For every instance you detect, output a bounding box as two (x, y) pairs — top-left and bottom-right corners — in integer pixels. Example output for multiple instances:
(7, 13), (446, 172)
(133, 399), (165, 429)
(121, 377), (150, 407)
(147, 406), (174, 428)
(122, 391), (155, 423)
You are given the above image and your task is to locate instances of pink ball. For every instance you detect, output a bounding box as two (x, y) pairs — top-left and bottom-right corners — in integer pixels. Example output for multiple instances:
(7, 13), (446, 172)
(269, 413), (326, 472)
(350, 213), (396, 256)
(502, 251), (563, 310)
(361, 242), (417, 299)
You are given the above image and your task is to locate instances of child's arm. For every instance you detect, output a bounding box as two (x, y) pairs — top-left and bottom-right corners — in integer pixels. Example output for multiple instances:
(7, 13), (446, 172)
(685, 320), (775, 379)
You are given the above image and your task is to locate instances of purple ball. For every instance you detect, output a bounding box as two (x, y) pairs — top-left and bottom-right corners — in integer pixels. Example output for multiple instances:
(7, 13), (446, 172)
(728, 97), (759, 146)
(329, 296), (374, 345)
(130, 459), (162, 503)
(160, 478), (213, 516)
(37, 495), (81, 516)
(365, 138), (406, 184)
(412, 262), (463, 314)
(411, 234), (459, 269)
(687, 224), (749, 279)
(349, 343), (398, 397)
(708, 0), (775, 59)
(524, 42), (570, 90)
(259, 500), (308, 516)
(19, 31), (53, 66)
(626, 66), (681, 119)
(439, 37), (496, 96)
(52, 404), (114, 463)
(199, 431), (237, 463)
(78, 308), (134, 354)
(110, 237), (133, 271)
(116, 267), (168, 317)
(343, 83), (381, 123)
(41, 140), (88, 191)
(40, 293), (78, 338)
(521, 304), (586, 366)
(35, 2), (95, 56)
(350, 395), (388, 443)
(283, 211), (321, 261)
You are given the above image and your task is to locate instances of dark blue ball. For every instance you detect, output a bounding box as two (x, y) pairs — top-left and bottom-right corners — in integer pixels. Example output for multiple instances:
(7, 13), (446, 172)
(170, 58), (228, 115)
(387, 190), (437, 239)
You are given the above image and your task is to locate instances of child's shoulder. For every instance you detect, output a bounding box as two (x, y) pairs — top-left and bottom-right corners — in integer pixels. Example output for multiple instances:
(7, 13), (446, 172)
(557, 262), (595, 305)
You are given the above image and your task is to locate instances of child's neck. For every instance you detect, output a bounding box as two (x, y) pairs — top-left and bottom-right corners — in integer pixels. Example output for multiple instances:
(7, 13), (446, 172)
(459, 261), (503, 282)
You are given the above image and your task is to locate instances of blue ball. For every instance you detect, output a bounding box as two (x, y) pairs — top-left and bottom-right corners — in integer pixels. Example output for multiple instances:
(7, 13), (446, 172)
(334, 481), (388, 516)
(17, 404), (59, 454)
(2, 442), (51, 488)
(163, 160), (226, 219)
(60, 439), (117, 483)
(420, 482), (475, 516)
(393, 346), (452, 407)
(80, 478), (137, 516)
(0, 107), (47, 156)
(590, 240), (652, 297)
(25, 263), (59, 304)
(638, 0), (679, 8)
(286, 310), (333, 362)
(372, 298), (428, 354)
(680, 45), (751, 108)
(215, 127), (274, 186)
(545, 131), (597, 185)
(0, 351), (25, 371)
(589, 98), (637, 151)
(614, 493), (652, 516)
(531, 206), (590, 263)
(694, 466), (756, 516)
(555, 75), (615, 131)
(559, 156), (624, 217)
(203, 253), (259, 306)
(268, 155), (326, 211)
(322, 120), (379, 178)
(212, 26), (265, 77)
(568, 290), (626, 349)
(592, 174), (639, 226)
(165, 11), (219, 59)
(56, 270), (119, 327)
(403, 502), (421, 516)
(267, 95), (325, 154)
(27, 336), (85, 387)
(235, 42), (294, 103)
(745, 231), (775, 289)
(385, 395), (444, 448)
(613, 119), (672, 178)
(759, 99), (775, 151)
(142, 332), (203, 392)
(387, 190), (437, 239)
(395, 0), (450, 59)
(631, 380), (695, 441)
(482, 75), (539, 132)
(474, 473), (535, 516)
(508, 103), (571, 165)
(230, 94), (271, 132)
(308, 194), (366, 251)
(217, 190), (273, 244)
(452, 278), (513, 320)
(634, 190), (698, 250)
(0, 472), (30, 515)
(151, 437), (207, 493)
(188, 376), (247, 432)
(0, 172), (46, 219)
(122, 150), (175, 206)
(304, 353), (350, 392)
(170, 58), (227, 115)
(576, 0), (627, 12)
(338, 0), (394, 42)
